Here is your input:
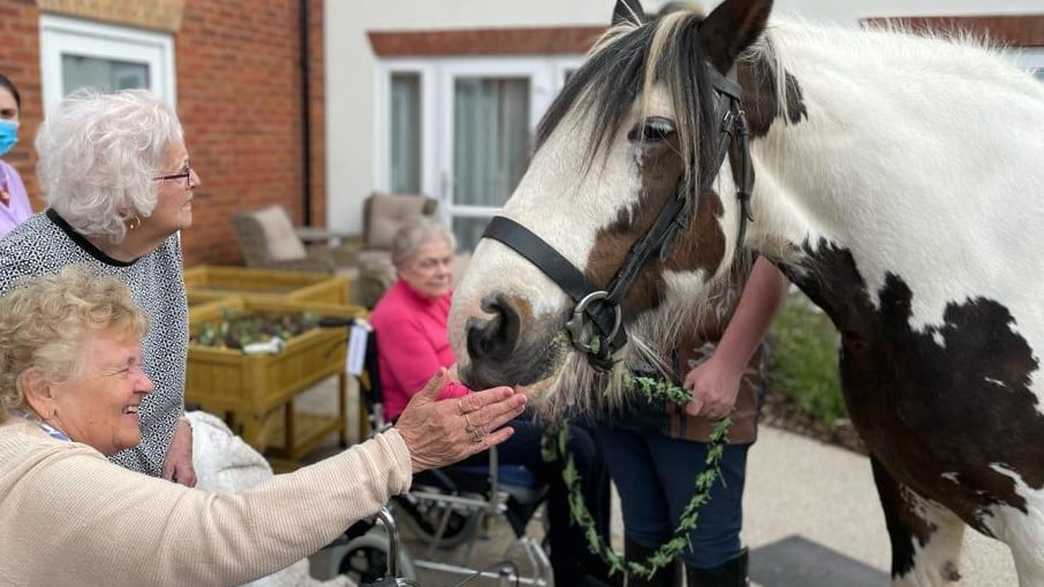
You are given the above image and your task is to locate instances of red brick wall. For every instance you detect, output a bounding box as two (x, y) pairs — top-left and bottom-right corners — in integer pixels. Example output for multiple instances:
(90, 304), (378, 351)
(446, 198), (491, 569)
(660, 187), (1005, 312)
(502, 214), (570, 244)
(0, 0), (326, 266)
(177, 0), (325, 264)
(369, 26), (607, 57)
(863, 15), (1044, 47)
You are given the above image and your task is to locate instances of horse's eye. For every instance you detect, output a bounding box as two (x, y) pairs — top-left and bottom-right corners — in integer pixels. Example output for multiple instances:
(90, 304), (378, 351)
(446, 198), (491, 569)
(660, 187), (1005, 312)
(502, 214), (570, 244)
(628, 117), (675, 144)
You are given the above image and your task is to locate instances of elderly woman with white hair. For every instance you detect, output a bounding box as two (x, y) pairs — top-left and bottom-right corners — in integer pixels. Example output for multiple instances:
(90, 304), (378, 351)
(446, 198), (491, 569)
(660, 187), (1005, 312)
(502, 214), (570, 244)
(0, 266), (526, 585)
(0, 89), (200, 484)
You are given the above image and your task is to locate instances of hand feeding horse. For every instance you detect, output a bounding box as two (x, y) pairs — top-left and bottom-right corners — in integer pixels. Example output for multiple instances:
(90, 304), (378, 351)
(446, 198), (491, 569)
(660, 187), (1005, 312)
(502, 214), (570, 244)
(448, 0), (1044, 584)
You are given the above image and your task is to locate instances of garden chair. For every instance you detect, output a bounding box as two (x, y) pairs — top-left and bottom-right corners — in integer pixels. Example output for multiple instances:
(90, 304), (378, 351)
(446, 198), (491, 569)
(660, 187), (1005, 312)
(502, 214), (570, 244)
(231, 205), (358, 274)
(352, 193), (439, 308)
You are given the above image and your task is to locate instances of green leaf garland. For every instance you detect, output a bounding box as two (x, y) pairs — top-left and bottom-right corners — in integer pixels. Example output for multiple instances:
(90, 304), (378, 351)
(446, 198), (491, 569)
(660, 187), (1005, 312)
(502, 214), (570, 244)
(542, 373), (733, 579)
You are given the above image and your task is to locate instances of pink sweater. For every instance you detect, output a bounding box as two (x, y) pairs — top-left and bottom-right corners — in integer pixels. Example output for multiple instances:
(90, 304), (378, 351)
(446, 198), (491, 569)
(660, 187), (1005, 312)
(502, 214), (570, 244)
(370, 280), (469, 420)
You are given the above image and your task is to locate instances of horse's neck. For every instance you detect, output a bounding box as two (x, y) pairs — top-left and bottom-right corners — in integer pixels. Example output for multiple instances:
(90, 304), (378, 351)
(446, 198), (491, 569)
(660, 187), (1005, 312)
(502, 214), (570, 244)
(741, 21), (1044, 329)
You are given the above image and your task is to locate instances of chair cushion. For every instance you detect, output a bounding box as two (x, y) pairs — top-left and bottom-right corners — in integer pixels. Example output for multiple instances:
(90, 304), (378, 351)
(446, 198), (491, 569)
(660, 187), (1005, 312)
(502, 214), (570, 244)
(366, 194), (433, 250)
(353, 250), (397, 308)
(252, 206), (307, 261)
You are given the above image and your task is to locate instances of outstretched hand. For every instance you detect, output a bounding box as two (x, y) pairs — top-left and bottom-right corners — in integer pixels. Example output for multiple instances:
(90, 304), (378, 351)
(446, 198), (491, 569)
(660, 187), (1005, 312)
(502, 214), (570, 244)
(396, 369), (526, 473)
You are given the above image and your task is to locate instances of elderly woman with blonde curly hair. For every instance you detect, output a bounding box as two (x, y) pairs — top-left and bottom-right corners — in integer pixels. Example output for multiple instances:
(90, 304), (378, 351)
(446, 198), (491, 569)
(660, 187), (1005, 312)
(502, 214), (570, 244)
(0, 266), (526, 586)
(0, 89), (200, 484)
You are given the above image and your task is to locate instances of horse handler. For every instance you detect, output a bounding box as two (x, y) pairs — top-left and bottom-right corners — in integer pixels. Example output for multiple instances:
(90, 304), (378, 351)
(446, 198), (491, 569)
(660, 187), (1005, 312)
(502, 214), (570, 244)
(596, 256), (787, 587)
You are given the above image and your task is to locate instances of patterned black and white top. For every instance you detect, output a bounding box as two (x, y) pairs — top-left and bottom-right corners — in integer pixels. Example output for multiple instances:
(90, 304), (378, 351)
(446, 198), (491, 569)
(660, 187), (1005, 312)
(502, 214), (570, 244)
(0, 209), (188, 476)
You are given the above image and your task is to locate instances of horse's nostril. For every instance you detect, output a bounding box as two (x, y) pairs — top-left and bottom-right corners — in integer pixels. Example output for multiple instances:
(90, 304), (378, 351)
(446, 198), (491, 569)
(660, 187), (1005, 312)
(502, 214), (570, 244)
(466, 294), (521, 364)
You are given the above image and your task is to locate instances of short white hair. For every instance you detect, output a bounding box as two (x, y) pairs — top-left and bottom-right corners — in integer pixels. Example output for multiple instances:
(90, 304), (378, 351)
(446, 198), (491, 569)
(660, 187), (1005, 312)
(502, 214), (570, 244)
(35, 89), (184, 243)
(391, 217), (457, 269)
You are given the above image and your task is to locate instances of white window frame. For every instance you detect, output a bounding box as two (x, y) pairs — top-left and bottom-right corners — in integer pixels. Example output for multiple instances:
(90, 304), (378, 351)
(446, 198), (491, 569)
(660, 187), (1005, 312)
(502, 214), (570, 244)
(373, 59), (439, 199)
(374, 55), (585, 227)
(39, 14), (177, 118)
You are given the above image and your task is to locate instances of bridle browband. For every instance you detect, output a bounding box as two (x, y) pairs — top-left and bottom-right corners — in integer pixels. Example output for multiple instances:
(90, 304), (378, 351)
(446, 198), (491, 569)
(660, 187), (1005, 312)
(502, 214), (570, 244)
(481, 61), (754, 371)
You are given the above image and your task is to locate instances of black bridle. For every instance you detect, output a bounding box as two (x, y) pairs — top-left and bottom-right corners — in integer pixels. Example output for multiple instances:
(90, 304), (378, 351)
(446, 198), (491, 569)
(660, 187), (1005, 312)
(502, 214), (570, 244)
(481, 63), (754, 371)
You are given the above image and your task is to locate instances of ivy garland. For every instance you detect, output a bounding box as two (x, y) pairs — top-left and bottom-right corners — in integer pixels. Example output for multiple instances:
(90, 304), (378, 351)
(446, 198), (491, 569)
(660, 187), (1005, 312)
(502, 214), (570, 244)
(541, 374), (733, 580)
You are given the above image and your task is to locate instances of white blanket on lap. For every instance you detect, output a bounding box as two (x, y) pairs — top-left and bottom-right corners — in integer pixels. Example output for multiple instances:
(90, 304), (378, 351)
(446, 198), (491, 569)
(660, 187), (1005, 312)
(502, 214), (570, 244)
(188, 411), (354, 587)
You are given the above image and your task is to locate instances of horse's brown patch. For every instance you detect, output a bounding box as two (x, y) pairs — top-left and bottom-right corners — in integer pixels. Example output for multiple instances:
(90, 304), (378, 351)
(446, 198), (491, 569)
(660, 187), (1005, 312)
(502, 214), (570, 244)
(738, 52), (808, 138)
(784, 240), (1044, 546)
(666, 190), (726, 276)
(584, 131), (726, 317)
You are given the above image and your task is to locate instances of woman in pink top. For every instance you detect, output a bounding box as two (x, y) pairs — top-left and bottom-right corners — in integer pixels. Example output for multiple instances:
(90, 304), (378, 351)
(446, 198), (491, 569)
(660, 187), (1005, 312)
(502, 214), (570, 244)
(371, 218), (618, 586)
(0, 75), (33, 240)
(369, 219), (464, 420)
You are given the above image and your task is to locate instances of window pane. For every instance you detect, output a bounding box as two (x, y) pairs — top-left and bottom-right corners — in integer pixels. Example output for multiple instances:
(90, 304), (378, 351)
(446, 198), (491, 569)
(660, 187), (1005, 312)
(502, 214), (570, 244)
(61, 54), (150, 95)
(453, 77), (530, 209)
(452, 216), (493, 252)
(390, 73), (421, 194)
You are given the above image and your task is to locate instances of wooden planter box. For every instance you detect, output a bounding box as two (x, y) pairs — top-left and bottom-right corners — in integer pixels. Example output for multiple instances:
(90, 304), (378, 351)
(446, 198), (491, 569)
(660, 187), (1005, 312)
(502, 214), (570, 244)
(184, 265), (350, 305)
(187, 297), (367, 468)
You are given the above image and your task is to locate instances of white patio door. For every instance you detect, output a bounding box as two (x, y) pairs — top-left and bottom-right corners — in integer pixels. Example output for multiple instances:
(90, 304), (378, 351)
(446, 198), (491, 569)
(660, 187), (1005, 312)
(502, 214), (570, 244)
(377, 57), (582, 250)
(438, 60), (555, 250)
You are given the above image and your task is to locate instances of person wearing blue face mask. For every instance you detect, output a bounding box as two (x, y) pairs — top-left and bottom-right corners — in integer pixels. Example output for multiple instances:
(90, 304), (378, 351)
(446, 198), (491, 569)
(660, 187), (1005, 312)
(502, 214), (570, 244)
(0, 74), (31, 240)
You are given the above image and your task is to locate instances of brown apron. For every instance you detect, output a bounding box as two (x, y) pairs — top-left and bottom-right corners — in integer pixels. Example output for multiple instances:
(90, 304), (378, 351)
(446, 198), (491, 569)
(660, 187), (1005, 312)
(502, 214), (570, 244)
(664, 313), (765, 445)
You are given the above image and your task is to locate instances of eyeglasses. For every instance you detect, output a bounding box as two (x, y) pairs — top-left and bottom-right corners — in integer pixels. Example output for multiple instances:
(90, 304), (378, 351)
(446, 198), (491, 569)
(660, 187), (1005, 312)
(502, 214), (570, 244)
(153, 164), (194, 190)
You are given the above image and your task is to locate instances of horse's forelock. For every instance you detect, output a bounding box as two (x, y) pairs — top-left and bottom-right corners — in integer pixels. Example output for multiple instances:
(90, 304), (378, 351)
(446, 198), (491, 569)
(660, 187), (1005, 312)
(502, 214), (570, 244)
(535, 6), (718, 189)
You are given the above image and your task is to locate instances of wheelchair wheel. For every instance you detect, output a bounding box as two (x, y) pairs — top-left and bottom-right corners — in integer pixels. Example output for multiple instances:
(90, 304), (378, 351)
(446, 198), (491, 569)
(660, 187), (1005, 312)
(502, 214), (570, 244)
(337, 532), (416, 584)
(394, 493), (481, 548)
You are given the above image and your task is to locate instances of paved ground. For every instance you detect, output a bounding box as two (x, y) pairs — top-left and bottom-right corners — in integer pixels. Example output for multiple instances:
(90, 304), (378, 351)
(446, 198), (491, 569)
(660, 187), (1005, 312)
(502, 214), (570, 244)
(742, 426), (1016, 587)
(297, 377), (1018, 586)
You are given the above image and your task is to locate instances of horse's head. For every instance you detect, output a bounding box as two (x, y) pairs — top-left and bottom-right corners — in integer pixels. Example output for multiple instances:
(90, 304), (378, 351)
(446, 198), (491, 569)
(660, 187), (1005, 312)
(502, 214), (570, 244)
(451, 0), (773, 415)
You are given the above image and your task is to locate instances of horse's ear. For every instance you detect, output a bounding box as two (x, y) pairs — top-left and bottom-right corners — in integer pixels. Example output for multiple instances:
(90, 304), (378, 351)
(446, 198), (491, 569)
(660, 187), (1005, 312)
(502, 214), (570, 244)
(612, 0), (646, 27)
(699, 0), (773, 73)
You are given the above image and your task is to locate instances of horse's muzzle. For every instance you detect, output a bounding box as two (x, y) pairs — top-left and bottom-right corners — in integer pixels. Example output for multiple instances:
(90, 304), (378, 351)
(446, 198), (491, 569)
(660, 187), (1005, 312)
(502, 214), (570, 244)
(466, 293), (521, 366)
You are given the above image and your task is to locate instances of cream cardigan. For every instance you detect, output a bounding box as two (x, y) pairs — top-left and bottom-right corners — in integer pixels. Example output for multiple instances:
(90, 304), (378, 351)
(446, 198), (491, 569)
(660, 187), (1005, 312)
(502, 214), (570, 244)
(0, 417), (412, 586)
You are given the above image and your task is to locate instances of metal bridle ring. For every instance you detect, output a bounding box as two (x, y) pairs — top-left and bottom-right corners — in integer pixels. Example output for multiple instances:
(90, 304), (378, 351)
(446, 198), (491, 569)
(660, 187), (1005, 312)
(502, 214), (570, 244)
(565, 290), (623, 347)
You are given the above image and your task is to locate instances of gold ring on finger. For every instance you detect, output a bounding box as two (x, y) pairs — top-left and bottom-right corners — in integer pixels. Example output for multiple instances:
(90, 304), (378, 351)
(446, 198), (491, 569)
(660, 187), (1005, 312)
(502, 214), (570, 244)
(463, 413), (476, 431)
(471, 428), (485, 443)
(458, 399), (467, 416)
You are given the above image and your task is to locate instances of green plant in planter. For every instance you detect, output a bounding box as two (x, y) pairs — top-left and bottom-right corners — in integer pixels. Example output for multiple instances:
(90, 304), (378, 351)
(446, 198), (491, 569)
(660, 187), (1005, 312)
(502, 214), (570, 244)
(767, 292), (847, 425)
(193, 310), (320, 351)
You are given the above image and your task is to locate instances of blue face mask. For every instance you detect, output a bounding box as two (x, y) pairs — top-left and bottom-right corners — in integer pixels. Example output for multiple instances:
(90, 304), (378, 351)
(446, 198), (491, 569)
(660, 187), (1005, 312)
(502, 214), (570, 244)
(0, 120), (18, 158)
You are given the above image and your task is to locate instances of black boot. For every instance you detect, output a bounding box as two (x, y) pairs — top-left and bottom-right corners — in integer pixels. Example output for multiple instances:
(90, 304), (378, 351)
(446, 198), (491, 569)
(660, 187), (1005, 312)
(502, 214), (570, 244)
(684, 548), (749, 587)
(623, 538), (678, 587)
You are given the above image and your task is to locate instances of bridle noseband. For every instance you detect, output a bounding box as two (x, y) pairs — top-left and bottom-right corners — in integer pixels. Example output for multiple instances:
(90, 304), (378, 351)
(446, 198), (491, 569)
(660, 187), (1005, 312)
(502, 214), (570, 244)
(481, 62), (754, 371)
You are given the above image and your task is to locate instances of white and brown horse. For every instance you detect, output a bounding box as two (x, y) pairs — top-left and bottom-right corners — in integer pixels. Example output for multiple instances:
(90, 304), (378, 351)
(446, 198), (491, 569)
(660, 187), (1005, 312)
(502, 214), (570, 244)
(449, 0), (1044, 584)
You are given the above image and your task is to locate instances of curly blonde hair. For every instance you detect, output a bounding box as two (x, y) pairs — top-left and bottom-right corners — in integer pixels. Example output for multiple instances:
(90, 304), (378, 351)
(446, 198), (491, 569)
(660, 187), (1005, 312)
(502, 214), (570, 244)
(0, 266), (148, 423)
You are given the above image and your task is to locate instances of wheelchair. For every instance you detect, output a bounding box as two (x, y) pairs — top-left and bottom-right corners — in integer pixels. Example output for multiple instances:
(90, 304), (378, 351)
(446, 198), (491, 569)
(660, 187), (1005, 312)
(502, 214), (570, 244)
(318, 318), (554, 587)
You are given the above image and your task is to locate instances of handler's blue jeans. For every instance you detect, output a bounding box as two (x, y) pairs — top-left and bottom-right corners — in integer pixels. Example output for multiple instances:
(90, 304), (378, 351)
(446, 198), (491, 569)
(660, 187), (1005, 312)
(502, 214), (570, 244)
(595, 426), (750, 569)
